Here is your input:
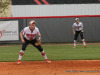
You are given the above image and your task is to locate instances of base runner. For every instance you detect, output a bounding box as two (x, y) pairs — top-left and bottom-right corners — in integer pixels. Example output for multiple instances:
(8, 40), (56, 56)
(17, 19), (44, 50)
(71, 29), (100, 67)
(72, 18), (86, 48)
(17, 20), (51, 64)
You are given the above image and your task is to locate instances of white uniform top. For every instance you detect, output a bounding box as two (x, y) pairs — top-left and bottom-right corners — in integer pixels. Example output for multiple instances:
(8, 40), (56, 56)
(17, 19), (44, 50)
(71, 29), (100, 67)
(21, 26), (40, 40)
(72, 22), (83, 31)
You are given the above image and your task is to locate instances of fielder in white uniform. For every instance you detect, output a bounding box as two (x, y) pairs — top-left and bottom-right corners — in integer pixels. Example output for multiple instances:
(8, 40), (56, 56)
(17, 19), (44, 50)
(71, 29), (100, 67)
(72, 18), (86, 48)
(17, 20), (51, 64)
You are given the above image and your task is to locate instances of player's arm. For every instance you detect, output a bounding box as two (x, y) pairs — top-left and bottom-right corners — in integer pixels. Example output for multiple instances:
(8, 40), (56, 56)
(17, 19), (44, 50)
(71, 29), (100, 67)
(72, 28), (75, 35)
(20, 32), (25, 43)
(35, 29), (41, 46)
(81, 23), (84, 32)
(72, 24), (75, 35)
(20, 28), (26, 43)
(38, 33), (41, 40)
(37, 28), (41, 40)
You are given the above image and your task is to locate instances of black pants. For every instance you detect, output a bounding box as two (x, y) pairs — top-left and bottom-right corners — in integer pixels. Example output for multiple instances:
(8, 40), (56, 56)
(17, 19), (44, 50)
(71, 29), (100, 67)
(74, 31), (84, 40)
(22, 38), (43, 52)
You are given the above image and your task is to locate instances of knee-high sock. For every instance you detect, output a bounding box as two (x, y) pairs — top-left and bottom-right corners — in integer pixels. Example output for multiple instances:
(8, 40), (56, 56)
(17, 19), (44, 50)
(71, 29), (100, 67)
(82, 39), (86, 45)
(18, 50), (24, 60)
(74, 40), (76, 46)
(41, 50), (47, 60)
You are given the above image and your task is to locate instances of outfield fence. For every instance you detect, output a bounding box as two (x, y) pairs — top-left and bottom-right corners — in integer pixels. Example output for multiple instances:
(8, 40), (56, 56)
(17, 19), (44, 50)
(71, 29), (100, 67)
(0, 15), (100, 43)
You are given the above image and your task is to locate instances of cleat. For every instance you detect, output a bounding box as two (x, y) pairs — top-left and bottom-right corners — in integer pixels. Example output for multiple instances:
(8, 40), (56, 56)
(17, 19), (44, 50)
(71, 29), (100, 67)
(17, 60), (21, 64)
(46, 59), (51, 63)
(84, 45), (86, 48)
(73, 46), (75, 48)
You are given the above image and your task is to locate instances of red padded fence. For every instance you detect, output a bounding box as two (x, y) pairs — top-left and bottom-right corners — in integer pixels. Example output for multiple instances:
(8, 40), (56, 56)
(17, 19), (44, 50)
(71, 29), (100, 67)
(0, 15), (100, 19)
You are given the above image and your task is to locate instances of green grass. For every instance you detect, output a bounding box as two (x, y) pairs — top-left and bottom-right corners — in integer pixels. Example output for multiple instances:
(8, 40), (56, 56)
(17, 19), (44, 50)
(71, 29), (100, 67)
(0, 44), (100, 62)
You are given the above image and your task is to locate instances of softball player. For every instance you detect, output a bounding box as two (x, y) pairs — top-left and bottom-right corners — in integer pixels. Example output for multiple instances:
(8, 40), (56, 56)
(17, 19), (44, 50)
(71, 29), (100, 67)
(72, 18), (86, 48)
(17, 20), (51, 64)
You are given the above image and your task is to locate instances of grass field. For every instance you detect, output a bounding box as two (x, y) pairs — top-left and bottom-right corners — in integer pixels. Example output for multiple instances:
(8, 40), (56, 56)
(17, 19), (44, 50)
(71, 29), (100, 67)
(0, 44), (100, 62)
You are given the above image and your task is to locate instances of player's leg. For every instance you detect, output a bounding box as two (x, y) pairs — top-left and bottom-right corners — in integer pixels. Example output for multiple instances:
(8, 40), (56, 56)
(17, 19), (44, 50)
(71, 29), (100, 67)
(80, 32), (86, 48)
(73, 31), (80, 48)
(30, 39), (51, 63)
(17, 38), (29, 64)
(82, 39), (86, 47)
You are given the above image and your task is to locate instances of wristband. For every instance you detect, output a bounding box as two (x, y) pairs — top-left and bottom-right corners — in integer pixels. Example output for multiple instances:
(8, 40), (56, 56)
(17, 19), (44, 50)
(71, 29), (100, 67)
(39, 37), (41, 40)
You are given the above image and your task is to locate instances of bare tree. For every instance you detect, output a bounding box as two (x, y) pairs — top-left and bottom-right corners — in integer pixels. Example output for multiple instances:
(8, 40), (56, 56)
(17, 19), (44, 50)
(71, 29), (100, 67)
(0, 0), (11, 17)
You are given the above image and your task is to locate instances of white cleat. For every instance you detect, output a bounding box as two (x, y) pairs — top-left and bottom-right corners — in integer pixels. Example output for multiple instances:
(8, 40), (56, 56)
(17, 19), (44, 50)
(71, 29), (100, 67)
(17, 60), (21, 64)
(84, 45), (86, 48)
(73, 46), (75, 48)
(46, 59), (51, 63)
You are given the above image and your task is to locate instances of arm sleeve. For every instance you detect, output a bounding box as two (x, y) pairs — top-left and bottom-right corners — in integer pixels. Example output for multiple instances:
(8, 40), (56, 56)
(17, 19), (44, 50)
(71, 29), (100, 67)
(37, 28), (41, 36)
(37, 28), (41, 39)
(21, 28), (26, 35)
(81, 23), (83, 29)
(72, 23), (75, 28)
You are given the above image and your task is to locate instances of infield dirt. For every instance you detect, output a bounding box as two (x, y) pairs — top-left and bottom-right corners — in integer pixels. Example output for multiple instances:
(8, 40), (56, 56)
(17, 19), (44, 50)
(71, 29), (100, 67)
(0, 60), (100, 75)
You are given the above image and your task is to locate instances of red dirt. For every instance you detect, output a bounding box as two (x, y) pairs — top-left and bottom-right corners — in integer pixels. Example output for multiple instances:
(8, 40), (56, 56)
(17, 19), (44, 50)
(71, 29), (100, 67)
(0, 60), (100, 75)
